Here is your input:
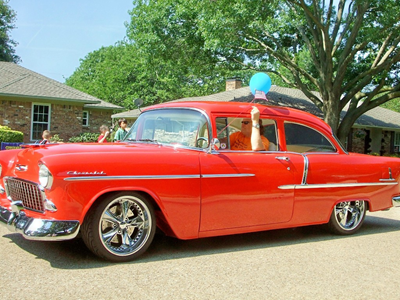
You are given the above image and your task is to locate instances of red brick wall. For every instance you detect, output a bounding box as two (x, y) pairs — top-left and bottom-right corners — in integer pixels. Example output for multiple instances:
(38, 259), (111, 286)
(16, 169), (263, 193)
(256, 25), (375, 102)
(0, 100), (31, 143)
(50, 104), (84, 141)
(82, 110), (114, 135)
(0, 99), (113, 143)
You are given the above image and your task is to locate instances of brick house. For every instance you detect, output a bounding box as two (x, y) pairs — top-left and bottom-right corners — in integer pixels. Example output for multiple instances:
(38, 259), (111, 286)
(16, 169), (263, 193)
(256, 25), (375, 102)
(0, 62), (123, 143)
(113, 78), (400, 155)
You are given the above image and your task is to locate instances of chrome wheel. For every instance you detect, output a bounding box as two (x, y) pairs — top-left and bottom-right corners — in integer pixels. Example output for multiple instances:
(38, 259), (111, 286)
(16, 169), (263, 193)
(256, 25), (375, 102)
(82, 192), (155, 262)
(99, 195), (152, 256)
(328, 200), (366, 235)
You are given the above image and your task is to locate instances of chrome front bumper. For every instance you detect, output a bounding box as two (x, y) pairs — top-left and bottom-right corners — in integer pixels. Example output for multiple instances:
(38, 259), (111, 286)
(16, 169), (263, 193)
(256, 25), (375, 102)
(0, 201), (80, 241)
(393, 196), (400, 208)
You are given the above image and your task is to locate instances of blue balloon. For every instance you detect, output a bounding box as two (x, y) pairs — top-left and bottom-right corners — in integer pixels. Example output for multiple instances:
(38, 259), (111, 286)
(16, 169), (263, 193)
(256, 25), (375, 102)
(249, 72), (272, 95)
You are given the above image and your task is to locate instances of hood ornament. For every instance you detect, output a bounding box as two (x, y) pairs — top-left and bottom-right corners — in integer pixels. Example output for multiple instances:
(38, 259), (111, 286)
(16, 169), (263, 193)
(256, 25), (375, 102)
(16, 164), (28, 172)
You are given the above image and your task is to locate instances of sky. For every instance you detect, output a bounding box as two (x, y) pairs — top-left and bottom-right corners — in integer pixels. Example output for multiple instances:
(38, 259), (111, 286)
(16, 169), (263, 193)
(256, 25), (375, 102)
(8, 0), (133, 83)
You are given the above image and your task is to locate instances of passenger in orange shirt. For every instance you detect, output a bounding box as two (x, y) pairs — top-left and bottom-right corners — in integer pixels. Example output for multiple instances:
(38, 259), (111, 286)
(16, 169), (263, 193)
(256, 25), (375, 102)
(230, 106), (269, 151)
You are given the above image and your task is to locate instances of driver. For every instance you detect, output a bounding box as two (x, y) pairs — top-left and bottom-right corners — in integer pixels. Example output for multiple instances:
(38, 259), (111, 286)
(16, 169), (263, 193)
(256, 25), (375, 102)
(230, 106), (269, 151)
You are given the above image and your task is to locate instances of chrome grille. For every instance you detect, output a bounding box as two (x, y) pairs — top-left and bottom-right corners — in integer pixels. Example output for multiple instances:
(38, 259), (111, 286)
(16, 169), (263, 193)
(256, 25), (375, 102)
(5, 178), (45, 212)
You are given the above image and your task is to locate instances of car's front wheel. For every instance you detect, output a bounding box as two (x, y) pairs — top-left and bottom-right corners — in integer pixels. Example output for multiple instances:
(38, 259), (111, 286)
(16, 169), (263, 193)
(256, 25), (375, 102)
(327, 200), (366, 235)
(82, 192), (156, 262)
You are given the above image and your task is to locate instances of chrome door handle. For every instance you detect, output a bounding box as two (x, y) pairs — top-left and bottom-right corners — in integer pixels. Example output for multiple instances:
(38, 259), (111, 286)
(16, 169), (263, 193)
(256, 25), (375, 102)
(275, 156), (290, 161)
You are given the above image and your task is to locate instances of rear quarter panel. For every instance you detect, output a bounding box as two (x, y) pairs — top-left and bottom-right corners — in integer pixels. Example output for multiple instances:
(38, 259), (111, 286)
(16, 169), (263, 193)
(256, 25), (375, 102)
(291, 153), (400, 224)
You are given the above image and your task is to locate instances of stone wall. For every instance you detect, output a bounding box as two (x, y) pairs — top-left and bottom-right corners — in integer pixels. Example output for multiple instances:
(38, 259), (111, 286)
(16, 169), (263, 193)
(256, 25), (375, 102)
(350, 128), (367, 154)
(350, 128), (394, 155)
(380, 130), (392, 156)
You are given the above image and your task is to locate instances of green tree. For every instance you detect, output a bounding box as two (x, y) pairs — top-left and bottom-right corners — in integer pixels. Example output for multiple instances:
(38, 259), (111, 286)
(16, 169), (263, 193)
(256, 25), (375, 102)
(197, 0), (400, 142)
(122, 0), (253, 104)
(0, 0), (20, 63)
(66, 42), (138, 108)
(66, 41), (245, 109)
(67, 0), (255, 108)
(381, 98), (400, 113)
(127, 0), (400, 143)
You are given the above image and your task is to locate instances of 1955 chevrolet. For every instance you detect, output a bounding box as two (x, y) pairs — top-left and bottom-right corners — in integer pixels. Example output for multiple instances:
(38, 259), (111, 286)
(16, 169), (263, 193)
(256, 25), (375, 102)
(1, 101), (399, 262)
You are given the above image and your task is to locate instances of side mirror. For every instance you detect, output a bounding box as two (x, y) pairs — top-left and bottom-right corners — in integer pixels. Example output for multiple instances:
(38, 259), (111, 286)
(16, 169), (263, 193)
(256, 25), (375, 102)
(134, 98), (144, 112)
(208, 138), (221, 153)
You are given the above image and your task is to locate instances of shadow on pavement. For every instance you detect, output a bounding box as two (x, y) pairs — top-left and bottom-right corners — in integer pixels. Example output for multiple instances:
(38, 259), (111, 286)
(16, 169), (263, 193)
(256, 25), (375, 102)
(2, 214), (399, 269)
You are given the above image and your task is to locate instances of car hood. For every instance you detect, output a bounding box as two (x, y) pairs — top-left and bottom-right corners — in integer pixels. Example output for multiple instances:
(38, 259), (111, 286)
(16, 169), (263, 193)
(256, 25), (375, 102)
(9, 142), (201, 182)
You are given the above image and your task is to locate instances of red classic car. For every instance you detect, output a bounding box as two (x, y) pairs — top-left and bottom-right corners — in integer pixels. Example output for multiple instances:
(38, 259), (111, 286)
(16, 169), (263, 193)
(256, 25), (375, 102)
(1, 101), (399, 262)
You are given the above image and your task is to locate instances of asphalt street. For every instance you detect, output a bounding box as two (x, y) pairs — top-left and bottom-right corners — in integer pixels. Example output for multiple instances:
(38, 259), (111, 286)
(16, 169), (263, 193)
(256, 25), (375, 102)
(1, 208), (399, 300)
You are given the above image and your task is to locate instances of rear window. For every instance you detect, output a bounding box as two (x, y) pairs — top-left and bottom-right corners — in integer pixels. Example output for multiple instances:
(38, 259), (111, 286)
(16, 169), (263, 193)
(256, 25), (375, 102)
(284, 122), (336, 153)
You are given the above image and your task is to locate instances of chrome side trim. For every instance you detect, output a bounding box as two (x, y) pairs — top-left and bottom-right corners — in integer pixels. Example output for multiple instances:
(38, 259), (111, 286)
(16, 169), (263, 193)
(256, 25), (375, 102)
(380, 167), (395, 181)
(301, 155), (309, 185)
(202, 174), (255, 178)
(0, 203), (79, 241)
(65, 175), (201, 181)
(392, 196), (400, 208)
(279, 181), (398, 190)
(65, 173), (255, 181)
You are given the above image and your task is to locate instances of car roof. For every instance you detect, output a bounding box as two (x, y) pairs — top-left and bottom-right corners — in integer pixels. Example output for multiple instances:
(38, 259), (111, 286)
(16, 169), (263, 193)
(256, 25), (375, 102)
(143, 101), (333, 134)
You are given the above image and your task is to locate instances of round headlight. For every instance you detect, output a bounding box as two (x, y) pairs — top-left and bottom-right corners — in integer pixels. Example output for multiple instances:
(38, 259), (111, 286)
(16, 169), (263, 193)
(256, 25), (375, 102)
(39, 164), (53, 188)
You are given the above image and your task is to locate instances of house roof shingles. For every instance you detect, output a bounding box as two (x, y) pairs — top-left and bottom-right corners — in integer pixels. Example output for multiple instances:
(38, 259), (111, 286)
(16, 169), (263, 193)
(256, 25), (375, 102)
(0, 62), (122, 110)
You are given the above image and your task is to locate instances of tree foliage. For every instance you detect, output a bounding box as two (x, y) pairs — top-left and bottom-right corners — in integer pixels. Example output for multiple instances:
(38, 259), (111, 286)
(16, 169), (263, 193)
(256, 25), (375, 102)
(0, 0), (20, 63)
(68, 0), (400, 143)
(66, 42), (138, 109)
(183, 0), (400, 141)
(67, 0), (253, 109)
(66, 40), (250, 109)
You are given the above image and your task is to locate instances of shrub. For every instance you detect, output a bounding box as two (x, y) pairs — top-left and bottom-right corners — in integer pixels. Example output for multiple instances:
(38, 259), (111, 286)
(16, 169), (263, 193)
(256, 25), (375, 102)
(68, 132), (100, 143)
(50, 134), (64, 143)
(0, 127), (23, 143)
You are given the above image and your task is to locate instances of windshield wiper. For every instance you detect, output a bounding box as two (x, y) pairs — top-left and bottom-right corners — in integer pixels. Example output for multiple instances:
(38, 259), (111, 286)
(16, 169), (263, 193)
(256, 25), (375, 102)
(138, 139), (159, 144)
(125, 138), (159, 144)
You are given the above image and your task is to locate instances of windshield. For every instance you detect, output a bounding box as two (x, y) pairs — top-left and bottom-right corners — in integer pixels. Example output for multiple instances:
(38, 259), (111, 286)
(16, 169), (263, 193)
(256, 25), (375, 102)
(124, 108), (210, 149)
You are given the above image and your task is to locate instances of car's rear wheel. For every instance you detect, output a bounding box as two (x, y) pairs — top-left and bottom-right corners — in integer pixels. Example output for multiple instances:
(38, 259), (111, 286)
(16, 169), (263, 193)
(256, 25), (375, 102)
(327, 200), (366, 235)
(82, 192), (156, 262)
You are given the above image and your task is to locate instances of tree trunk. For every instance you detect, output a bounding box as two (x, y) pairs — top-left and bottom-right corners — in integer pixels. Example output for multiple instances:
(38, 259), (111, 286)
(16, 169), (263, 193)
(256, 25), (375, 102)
(322, 94), (340, 136)
(337, 118), (353, 149)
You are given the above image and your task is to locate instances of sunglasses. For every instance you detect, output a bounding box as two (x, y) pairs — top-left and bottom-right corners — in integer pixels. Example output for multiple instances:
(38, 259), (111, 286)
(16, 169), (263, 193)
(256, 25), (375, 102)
(241, 121), (250, 125)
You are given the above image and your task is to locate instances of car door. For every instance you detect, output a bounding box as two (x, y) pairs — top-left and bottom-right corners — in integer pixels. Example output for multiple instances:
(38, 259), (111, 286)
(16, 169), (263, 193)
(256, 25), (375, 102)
(198, 116), (305, 232)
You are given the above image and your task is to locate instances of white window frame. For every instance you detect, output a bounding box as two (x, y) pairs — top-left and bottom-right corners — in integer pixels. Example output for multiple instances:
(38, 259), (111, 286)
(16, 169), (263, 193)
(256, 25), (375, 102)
(394, 132), (400, 147)
(31, 103), (51, 141)
(83, 110), (89, 126)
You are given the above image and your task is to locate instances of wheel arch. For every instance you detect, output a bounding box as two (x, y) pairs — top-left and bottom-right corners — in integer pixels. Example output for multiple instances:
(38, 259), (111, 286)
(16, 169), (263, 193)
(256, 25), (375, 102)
(330, 197), (371, 212)
(81, 188), (175, 237)
(326, 198), (369, 235)
(322, 197), (370, 225)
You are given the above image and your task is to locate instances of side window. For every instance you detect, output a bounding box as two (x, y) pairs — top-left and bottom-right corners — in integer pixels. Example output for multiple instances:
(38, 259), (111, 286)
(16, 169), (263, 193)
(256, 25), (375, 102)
(216, 117), (278, 151)
(284, 122), (336, 153)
